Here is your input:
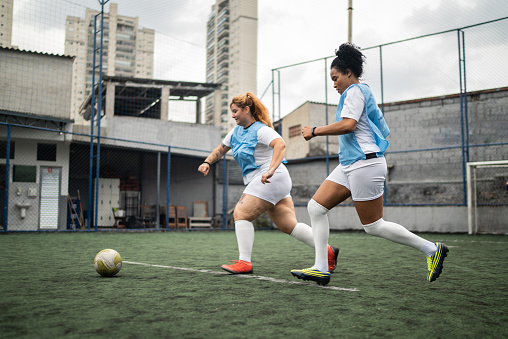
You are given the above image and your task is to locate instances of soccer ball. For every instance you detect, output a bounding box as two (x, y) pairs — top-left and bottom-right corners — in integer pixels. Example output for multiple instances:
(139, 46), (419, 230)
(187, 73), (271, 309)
(94, 249), (122, 277)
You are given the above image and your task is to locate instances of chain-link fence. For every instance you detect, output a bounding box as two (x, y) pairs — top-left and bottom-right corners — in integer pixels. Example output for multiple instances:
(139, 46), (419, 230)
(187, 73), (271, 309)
(268, 18), (508, 210)
(0, 123), (241, 231)
(1, 1), (507, 232)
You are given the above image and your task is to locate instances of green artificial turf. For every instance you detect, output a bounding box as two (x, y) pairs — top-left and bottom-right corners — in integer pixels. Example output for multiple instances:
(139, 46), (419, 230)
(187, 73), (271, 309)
(1, 231), (507, 338)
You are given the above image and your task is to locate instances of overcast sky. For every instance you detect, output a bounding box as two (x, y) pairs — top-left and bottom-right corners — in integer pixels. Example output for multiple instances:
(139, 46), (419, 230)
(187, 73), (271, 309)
(11, 0), (508, 121)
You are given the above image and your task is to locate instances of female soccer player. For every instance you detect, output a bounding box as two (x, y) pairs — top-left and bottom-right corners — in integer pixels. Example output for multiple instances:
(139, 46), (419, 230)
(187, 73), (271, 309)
(290, 43), (448, 285)
(198, 92), (339, 274)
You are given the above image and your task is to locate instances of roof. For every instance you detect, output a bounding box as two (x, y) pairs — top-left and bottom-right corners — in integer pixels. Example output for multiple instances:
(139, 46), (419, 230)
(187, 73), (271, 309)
(382, 86), (508, 107)
(286, 86), (508, 117)
(79, 75), (222, 117)
(0, 46), (74, 58)
(103, 75), (222, 97)
(0, 110), (73, 131)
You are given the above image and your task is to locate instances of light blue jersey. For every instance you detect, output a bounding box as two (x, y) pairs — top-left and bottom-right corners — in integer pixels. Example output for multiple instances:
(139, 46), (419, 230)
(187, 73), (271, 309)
(336, 83), (390, 165)
(230, 121), (265, 176)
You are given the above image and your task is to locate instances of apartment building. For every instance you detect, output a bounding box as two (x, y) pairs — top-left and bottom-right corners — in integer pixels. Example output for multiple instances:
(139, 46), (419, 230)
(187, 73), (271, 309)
(0, 0), (13, 47)
(205, 0), (258, 135)
(65, 2), (154, 124)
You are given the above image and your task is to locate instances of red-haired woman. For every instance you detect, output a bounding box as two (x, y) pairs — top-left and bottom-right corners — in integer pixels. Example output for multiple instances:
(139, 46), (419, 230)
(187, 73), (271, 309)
(199, 92), (338, 275)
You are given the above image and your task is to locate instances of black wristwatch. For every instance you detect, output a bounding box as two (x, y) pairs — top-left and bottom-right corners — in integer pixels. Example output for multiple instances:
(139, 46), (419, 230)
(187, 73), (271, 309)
(311, 127), (317, 137)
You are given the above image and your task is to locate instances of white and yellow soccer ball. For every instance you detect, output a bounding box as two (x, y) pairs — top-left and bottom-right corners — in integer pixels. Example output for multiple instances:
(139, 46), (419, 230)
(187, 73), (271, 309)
(94, 249), (122, 277)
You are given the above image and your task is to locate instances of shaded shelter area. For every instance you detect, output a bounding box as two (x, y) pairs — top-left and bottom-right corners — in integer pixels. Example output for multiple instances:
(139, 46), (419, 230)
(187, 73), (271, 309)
(80, 75), (222, 122)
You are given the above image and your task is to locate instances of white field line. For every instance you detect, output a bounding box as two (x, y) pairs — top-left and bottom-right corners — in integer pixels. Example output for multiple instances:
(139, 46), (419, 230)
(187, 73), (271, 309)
(123, 261), (359, 292)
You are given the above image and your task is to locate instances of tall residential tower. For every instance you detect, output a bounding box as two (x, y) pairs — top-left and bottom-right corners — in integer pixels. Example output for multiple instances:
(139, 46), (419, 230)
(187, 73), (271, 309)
(205, 0), (257, 135)
(65, 3), (154, 124)
(0, 0), (13, 47)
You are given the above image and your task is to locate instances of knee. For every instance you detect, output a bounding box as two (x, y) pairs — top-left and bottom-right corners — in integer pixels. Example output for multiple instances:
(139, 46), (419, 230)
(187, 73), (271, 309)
(307, 199), (328, 218)
(233, 209), (244, 222)
(363, 218), (383, 236)
(278, 224), (294, 235)
(233, 205), (245, 222)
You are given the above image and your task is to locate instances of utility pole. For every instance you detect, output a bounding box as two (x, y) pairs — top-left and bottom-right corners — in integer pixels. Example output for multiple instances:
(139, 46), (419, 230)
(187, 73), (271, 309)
(348, 0), (353, 43)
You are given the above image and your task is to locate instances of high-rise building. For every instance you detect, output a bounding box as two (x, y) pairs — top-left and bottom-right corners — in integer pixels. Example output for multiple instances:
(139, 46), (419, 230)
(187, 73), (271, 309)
(65, 3), (154, 124)
(205, 0), (257, 135)
(0, 0), (13, 48)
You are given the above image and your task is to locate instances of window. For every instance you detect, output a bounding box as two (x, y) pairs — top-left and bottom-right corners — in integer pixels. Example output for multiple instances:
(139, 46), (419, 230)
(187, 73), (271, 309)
(37, 143), (57, 161)
(289, 124), (301, 138)
(13, 166), (36, 183)
(0, 141), (15, 159)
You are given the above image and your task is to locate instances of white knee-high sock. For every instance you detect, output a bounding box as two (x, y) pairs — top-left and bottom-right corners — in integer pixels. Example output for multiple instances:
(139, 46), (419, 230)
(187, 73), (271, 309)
(363, 218), (437, 256)
(307, 199), (329, 272)
(235, 220), (255, 262)
(290, 222), (315, 248)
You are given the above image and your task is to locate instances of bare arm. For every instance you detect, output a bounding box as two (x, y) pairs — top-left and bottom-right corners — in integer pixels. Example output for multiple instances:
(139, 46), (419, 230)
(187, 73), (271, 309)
(301, 118), (357, 141)
(198, 143), (231, 176)
(260, 137), (286, 184)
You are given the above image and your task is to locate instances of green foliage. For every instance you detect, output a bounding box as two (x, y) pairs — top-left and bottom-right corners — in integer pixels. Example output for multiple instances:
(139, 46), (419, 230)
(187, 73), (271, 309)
(0, 231), (507, 338)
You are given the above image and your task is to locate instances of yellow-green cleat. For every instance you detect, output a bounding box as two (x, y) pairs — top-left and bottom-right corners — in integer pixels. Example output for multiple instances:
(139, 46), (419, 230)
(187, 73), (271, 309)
(291, 267), (331, 286)
(427, 242), (449, 282)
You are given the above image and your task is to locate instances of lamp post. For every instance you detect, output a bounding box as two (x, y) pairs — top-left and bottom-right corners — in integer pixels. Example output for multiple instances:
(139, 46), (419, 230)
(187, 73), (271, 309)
(348, 0), (353, 43)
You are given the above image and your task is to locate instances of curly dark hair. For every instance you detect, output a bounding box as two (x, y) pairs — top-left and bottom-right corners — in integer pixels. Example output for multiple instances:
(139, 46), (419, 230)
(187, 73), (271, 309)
(330, 42), (365, 78)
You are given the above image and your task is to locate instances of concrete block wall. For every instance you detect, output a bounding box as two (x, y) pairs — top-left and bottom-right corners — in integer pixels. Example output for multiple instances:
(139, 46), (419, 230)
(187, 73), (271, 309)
(283, 87), (508, 232)
(383, 88), (508, 157)
(293, 205), (471, 233)
(0, 48), (73, 119)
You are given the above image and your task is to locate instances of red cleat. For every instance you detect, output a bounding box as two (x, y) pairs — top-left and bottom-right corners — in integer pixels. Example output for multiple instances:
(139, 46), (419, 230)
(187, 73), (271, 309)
(221, 260), (253, 274)
(328, 245), (340, 272)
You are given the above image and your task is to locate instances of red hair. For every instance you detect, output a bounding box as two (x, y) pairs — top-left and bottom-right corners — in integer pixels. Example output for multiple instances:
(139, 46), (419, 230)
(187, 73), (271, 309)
(230, 92), (273, 128)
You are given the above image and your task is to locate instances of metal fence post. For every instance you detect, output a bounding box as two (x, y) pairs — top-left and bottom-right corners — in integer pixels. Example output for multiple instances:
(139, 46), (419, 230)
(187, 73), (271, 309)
(458, 29), (469, 206)
(379, 46), (388, 206)
(156, 151), (161, 228)
(88, 0), (110, 231)
(222, 157), (228, 229)
(271, 69), (276, 129)
(2, 124), (11, 231)
(166, 146), (171, 230)
(324, 57), (330, 176)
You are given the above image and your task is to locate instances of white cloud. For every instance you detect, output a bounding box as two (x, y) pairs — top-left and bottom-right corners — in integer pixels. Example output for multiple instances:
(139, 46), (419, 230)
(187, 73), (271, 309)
(9, 0), (508, 121)
(257, 0), (508, 117)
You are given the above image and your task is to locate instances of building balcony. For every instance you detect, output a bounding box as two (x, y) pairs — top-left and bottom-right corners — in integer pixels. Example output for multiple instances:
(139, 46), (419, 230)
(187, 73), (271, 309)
(217, 48), (229, 58)
(217, 62), (228, 72)
(117, 40), (135, 46)
(218, 30), (228, 41)
(217, 75), (228, 84)
(218, 9), (229, 20)
(218, 0), (228, 11)
(218, 38), (229, 48)
(218, 54), (228, 64)
(116, 47), (135, 54)
(217, 16), (229, 28)
(217, 25), (229, 35)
